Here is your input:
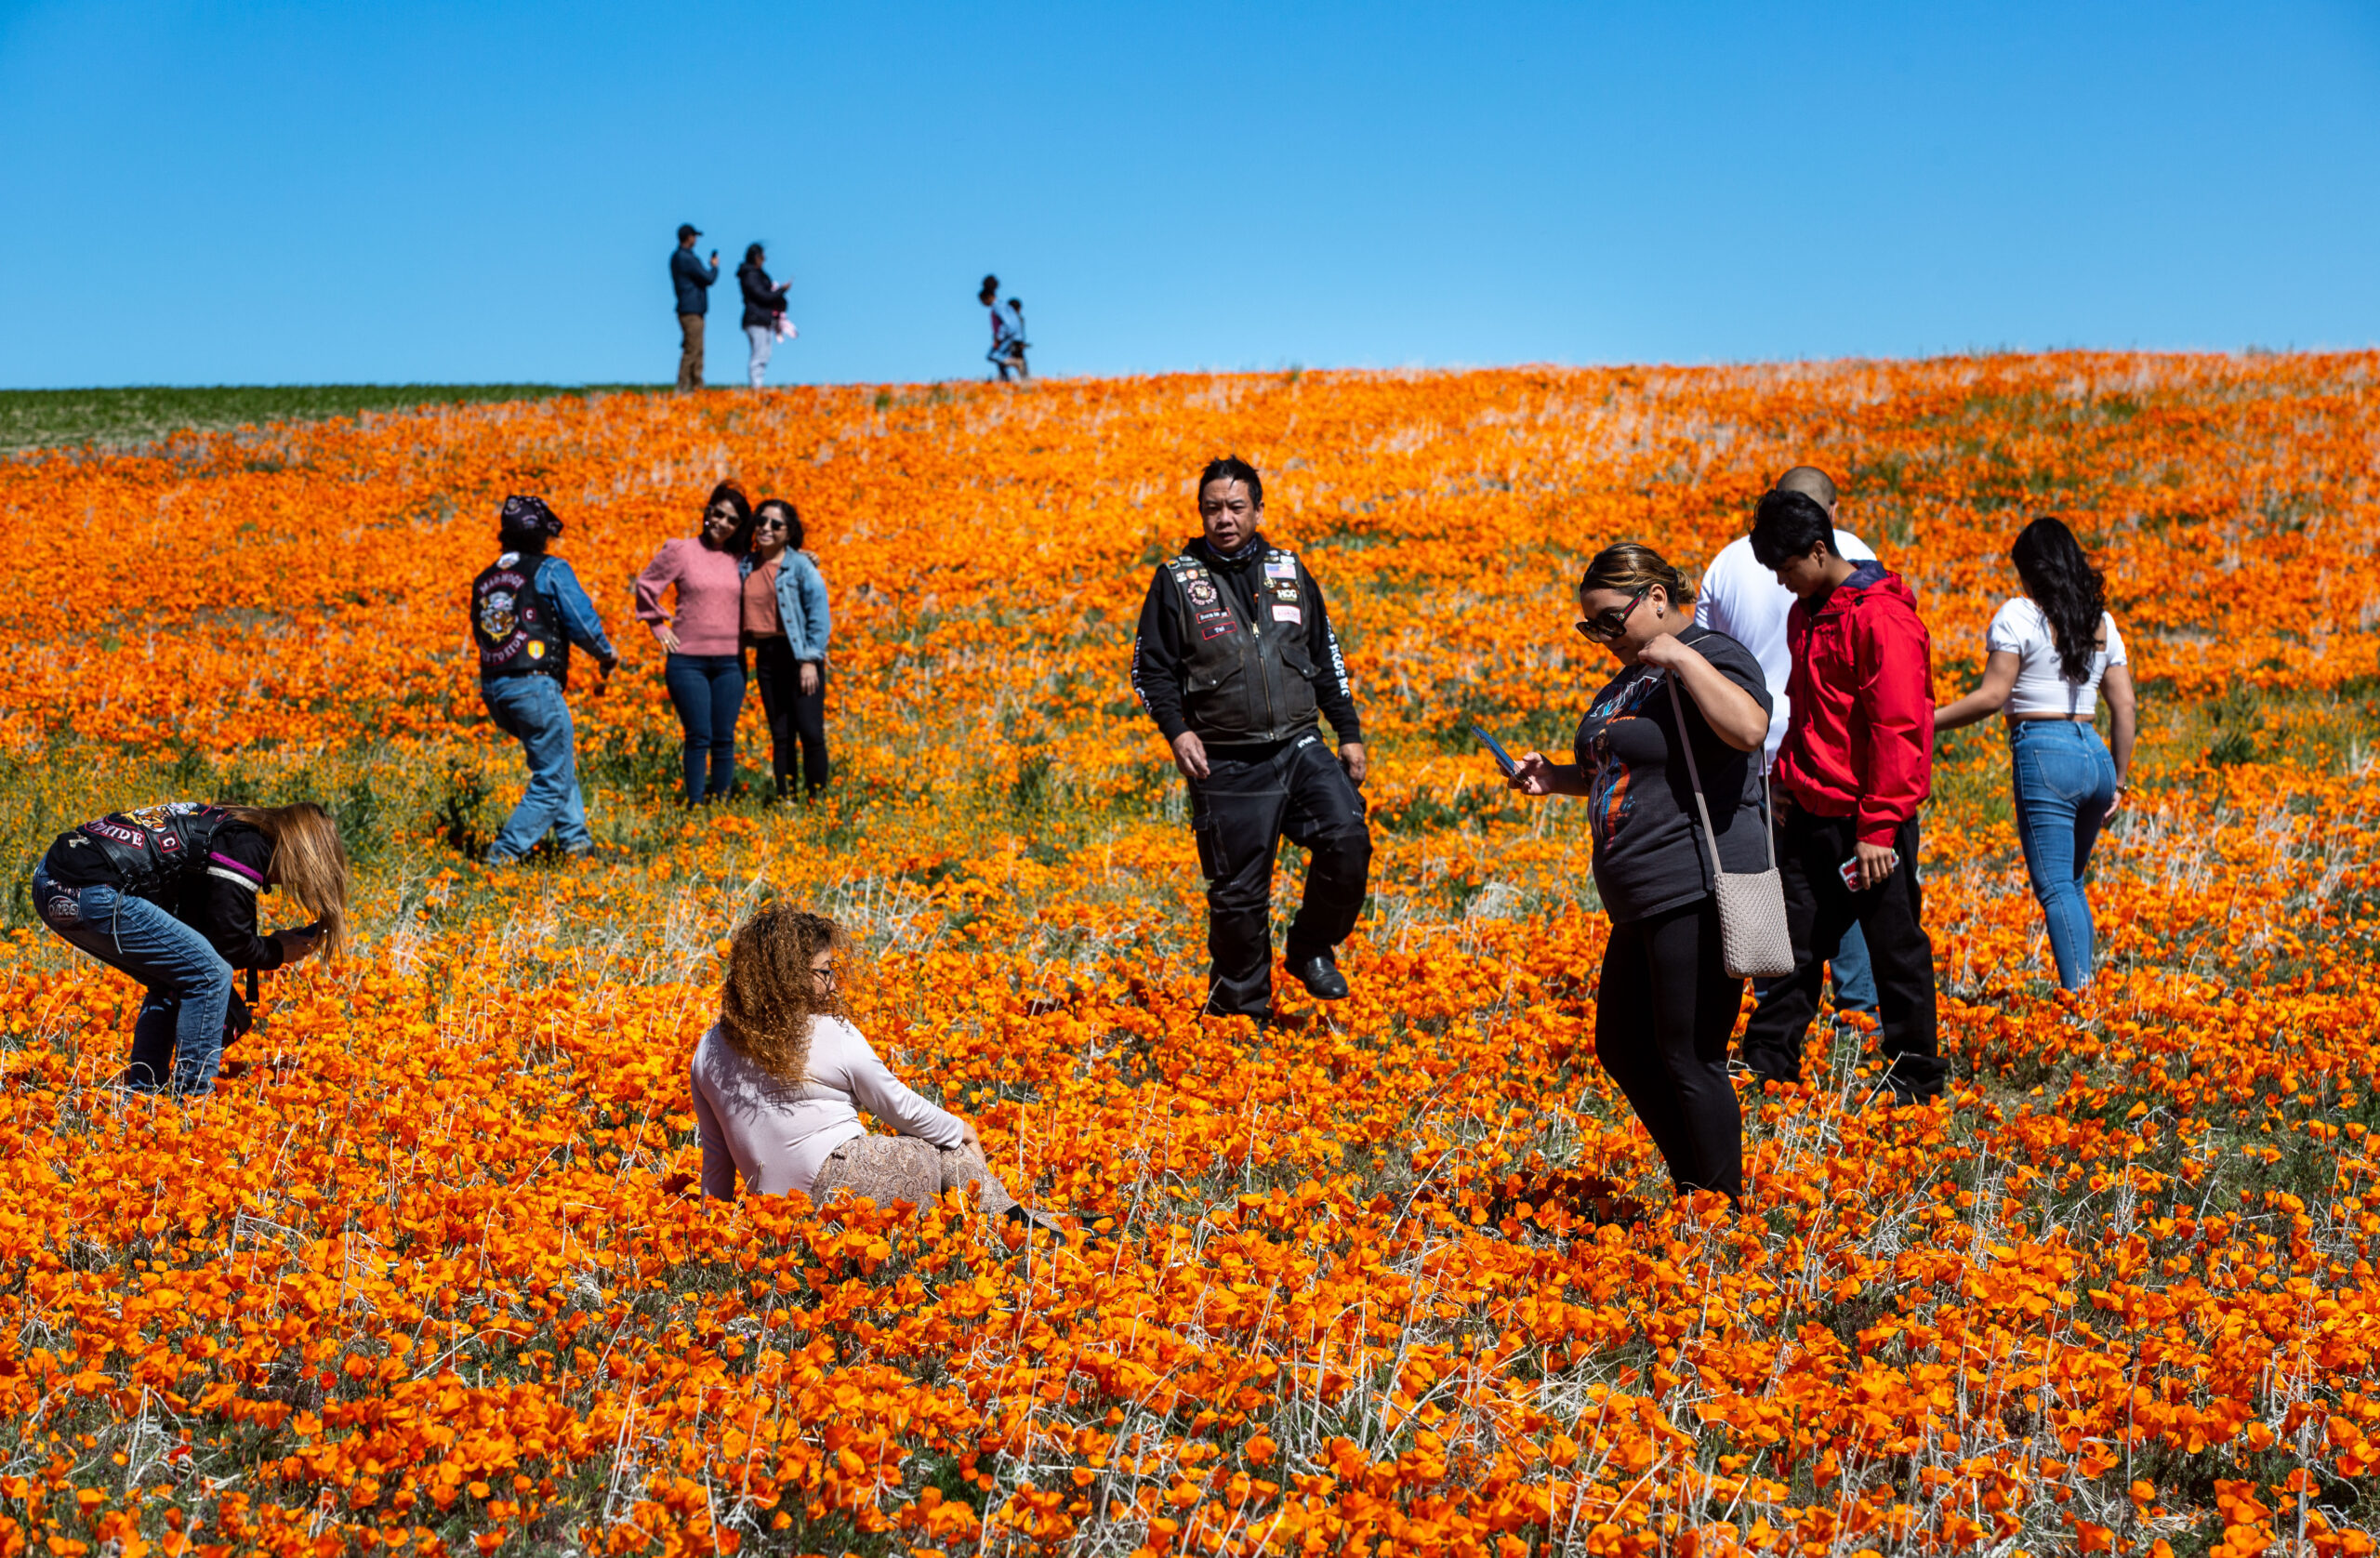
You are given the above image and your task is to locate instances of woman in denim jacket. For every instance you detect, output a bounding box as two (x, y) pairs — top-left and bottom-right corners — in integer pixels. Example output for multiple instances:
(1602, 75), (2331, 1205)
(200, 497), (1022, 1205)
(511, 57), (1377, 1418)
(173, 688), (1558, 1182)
(742, 497), (833, 799)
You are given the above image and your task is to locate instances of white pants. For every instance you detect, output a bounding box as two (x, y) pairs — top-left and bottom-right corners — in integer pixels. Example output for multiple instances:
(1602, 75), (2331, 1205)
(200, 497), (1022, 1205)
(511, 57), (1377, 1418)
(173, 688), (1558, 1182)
(746, 324), (774, 388)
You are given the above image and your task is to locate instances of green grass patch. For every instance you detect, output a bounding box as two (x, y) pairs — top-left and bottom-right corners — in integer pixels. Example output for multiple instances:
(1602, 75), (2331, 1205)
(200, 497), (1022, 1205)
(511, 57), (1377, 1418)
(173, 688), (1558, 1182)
(0, 384), (660, 455)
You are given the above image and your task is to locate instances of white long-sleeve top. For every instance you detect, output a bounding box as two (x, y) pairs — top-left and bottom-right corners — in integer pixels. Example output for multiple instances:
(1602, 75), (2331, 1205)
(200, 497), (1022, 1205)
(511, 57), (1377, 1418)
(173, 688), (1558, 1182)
(689, 1016), (967, 1200)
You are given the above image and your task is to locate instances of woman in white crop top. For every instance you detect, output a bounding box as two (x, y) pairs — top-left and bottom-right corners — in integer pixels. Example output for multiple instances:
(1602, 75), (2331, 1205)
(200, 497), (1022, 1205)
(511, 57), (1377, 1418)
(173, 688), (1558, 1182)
(690, 906), (1039, 1223)
(1936, 518), (2135, 989)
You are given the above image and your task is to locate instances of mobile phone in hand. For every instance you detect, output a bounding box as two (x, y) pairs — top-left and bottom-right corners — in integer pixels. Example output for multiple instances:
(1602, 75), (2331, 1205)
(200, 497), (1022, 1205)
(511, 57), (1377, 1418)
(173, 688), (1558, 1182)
(1471, 723), (1519, 777)
(1839, 851), (1898, 891)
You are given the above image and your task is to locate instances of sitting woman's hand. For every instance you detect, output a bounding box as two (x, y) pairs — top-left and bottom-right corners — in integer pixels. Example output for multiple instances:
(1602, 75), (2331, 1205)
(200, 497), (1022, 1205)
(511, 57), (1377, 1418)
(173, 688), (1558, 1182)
(956, 1116), (985, 1157)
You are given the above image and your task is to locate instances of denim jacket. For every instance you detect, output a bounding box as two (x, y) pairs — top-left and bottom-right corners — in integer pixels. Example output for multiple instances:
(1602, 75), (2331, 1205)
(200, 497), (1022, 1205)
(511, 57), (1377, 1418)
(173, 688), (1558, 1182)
(772, 550), (831, 662)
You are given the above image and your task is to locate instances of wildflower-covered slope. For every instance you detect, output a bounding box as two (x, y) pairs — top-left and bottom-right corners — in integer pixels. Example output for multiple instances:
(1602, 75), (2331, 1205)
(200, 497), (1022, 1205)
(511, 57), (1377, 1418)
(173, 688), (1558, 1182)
(1, 355), (2377, 1556)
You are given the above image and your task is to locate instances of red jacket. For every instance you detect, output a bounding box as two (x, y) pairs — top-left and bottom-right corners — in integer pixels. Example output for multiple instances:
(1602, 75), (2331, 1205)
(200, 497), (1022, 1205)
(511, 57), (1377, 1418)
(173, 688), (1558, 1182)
(1777, 562), (1935, 845)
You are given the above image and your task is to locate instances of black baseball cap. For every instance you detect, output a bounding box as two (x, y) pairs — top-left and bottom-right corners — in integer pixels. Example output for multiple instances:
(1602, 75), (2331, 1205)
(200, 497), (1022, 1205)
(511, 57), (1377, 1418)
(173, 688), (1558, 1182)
(678, 223), (702, 240)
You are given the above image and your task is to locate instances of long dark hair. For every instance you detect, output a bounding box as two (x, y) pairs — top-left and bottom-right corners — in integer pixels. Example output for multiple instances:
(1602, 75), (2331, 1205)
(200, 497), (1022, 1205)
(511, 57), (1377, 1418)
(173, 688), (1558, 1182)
(700, 481), (756, 554)
(2009, 517), (2107, 683)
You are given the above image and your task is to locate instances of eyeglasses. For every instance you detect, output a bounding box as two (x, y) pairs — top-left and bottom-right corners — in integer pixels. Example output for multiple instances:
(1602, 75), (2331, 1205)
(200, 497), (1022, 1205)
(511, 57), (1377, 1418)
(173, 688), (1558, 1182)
(810, 962), (837, 986)
(1575, 587), (1650, 643)
(706, 506), (737, 522)
(754, 517), (786, 532)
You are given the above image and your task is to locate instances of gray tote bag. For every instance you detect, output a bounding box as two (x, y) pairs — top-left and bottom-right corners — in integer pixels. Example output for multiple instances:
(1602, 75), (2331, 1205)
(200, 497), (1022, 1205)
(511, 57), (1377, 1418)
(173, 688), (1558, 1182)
(1667, 678), (1795, 980)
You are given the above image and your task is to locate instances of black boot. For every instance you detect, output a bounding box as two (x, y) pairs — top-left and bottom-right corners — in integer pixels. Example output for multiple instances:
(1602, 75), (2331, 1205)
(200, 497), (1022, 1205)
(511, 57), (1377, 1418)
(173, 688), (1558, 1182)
(1288, 952), (1349, 1001)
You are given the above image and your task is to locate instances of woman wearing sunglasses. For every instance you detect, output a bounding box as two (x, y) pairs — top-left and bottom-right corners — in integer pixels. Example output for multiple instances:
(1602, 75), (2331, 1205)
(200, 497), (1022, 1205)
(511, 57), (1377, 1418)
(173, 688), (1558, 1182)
(635, 482), (757, 804)
(1508, 543), (1771, 1206)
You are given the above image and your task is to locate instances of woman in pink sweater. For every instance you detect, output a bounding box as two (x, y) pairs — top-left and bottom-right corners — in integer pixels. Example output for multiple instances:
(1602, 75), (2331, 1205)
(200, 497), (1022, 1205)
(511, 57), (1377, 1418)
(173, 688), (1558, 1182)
(635, 482), (755, 803)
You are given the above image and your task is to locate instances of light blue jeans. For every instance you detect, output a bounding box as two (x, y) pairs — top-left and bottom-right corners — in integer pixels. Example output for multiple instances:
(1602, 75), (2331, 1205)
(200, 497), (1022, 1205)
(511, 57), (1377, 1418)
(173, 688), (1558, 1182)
(33, 866), (233, 1094)
(482, 674), (592, 859)
(746, 323), (774, 388)
(2010, 719), (2119, 988)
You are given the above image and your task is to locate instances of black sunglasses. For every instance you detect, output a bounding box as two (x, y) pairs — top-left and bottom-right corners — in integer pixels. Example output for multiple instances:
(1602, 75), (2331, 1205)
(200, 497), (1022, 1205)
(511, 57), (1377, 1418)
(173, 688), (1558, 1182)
(1576, 586), (1650, 643)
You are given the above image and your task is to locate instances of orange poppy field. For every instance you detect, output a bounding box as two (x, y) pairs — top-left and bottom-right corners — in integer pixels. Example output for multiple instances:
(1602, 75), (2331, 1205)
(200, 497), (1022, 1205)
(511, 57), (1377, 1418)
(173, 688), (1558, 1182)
(0, 353), (2376, 1557)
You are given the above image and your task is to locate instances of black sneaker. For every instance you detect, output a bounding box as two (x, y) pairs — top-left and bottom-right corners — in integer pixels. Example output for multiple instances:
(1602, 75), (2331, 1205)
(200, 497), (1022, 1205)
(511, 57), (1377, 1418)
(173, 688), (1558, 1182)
(1289, 954), (1350, 1001)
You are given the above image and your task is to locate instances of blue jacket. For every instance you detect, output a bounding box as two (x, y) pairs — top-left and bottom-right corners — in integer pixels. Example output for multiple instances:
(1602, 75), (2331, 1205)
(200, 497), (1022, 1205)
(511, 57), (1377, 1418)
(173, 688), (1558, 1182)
(772, 551), (831, 662)
(671, 247), (719, 315)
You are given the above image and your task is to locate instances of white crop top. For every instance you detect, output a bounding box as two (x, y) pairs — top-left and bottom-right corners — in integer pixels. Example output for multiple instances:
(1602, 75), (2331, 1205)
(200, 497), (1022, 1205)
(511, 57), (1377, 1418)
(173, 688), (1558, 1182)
(1986, 597), (2127, 719)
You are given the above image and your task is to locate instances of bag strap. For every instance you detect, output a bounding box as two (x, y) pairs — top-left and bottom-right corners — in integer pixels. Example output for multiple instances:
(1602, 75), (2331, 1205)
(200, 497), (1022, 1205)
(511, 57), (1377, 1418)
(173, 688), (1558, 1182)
(1666, 673), (1777, 879)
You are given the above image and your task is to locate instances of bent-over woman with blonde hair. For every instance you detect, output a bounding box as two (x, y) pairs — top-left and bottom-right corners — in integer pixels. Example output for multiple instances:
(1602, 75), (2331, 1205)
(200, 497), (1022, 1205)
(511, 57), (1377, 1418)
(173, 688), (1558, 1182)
(690, 907), (1029, 1217)
(1507, 543), (1772, 1204)
(31, 801), (349, 1095)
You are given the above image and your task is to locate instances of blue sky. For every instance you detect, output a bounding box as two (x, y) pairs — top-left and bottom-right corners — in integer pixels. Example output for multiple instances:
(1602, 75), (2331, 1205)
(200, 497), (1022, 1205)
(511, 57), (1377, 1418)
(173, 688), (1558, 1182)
(3, 1), (2376, 387)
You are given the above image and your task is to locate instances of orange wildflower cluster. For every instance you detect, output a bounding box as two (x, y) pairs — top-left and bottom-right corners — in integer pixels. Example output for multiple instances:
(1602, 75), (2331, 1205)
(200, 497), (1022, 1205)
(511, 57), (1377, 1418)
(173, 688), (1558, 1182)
(0, 356), (2375, 1556)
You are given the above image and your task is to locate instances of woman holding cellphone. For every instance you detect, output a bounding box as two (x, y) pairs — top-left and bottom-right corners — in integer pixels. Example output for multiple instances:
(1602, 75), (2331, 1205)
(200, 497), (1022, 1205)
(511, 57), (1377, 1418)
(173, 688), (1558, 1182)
(1506, 544), (1770, 1206)
(1935, 516), (2135, 988)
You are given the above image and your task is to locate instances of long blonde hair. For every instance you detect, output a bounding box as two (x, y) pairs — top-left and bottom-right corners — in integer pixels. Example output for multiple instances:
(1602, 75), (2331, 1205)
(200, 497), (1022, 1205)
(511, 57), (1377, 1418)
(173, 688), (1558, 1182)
(718, 907), (852, 1082)
(224, 802), (350, 956)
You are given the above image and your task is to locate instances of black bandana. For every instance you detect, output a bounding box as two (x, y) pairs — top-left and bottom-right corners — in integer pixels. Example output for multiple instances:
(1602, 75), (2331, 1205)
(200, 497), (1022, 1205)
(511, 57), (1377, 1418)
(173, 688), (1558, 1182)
(500, 495), (564, 540)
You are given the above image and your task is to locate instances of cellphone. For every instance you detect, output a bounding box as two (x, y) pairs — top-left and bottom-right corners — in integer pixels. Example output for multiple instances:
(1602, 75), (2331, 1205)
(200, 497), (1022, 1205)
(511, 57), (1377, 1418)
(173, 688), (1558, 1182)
(1839, 851), (1898, 890)
(1471, 723), (1518, 777)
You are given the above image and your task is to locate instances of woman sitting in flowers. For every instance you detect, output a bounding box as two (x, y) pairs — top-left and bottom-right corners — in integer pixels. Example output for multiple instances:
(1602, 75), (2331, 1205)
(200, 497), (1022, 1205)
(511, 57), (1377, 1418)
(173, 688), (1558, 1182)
(1934, 516), (2136, 989)
(690, 906), (1033, 1220)
(1506, 544), (1771, 1205)
(31, 801), (348, 1095)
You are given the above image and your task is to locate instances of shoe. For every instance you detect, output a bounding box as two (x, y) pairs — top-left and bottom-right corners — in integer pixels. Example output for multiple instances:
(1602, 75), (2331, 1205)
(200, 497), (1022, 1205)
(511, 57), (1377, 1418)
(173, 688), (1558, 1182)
(1289, 954), (1350, 1001)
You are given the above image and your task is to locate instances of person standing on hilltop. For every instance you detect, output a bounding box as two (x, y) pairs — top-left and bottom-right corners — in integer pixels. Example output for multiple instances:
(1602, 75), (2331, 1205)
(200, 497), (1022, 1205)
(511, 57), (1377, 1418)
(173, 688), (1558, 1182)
(738, 244), (791, 390)
(672, 224), (721, 390)
(1130, 456), (1370, 1021)
(979, 274), (1029, 381)
(471, 495), (620, 863)
(1697, 466), (1882, 1027)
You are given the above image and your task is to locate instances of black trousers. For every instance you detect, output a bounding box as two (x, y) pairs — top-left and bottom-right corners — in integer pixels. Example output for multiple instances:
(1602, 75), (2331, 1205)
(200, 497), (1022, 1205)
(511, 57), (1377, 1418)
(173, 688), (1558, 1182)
(1190, 733), (1372, 1017)
(752, 639), (829, 797)
(1597, 898), (1743, 1200)
(1739, 805), (1947, 1098)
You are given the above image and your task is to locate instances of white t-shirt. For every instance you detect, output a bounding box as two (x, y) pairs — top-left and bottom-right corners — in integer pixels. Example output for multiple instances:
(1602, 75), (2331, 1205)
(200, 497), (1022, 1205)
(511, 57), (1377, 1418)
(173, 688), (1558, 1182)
(689, 1017), (966, 1200)
(1986, 597), (2127, 719)
(1695, 528), (1878, 766)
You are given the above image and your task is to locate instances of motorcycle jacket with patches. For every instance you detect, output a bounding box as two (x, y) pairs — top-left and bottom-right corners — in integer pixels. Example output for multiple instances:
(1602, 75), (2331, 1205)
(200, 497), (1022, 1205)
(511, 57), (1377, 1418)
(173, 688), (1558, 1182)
(472, 552), (570, 684)
(46, 802), (238, 898)
(1130, 539), (1362, 747)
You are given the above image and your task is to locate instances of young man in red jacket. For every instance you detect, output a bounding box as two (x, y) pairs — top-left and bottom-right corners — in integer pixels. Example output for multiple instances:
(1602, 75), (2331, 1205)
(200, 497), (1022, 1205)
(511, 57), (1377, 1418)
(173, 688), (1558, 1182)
(1739, 490), (1950, 1105)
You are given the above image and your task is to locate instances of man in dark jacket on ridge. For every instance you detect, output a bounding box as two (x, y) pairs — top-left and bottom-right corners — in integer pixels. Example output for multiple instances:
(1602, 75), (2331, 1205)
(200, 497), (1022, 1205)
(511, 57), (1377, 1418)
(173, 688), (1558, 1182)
(1130, 456), (1371, 1021)
(1739, 488), (1950, 1104)
(671, 224), (720, 390)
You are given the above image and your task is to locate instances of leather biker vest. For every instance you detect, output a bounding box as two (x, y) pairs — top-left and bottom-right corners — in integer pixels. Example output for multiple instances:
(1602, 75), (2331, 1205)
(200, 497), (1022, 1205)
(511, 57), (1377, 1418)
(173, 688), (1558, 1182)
(71, 802), (231, 896)
(472, 553), (570, 683)
(1166, 548), (1321, 744)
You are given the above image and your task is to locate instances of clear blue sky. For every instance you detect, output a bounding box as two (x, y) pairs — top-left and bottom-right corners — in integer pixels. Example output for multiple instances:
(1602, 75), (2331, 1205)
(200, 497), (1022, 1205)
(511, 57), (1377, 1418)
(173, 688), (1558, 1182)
(4, 1), (2376, 388)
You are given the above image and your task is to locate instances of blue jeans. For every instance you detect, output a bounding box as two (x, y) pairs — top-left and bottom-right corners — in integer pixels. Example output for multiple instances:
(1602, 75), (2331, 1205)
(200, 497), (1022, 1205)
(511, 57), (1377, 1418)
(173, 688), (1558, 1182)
(2010, 719), (2119, 989)
(482, 674), (591, 859)
(32, 867), (233, 1095)
(664, 653), (746, 802)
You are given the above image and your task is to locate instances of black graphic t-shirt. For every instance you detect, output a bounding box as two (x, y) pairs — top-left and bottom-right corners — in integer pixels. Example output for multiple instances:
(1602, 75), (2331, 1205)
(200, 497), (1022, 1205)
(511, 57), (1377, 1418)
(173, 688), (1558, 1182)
(1572, 626), (1773, 923)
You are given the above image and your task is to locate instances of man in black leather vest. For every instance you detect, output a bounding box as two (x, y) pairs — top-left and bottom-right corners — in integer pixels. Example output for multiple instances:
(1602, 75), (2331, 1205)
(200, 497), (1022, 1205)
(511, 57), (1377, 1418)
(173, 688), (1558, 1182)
(1130, 457), (1372, 1019)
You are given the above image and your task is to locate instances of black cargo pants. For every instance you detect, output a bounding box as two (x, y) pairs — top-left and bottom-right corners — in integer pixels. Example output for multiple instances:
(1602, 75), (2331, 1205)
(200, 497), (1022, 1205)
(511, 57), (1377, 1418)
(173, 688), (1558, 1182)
(1738, 804), (1948, 1100)
(1190, 733), (1372, 1018)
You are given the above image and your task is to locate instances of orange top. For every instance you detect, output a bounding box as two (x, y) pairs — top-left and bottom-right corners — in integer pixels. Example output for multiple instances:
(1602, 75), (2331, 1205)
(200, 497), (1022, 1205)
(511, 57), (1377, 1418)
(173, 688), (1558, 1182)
(741, 558), (782, 639)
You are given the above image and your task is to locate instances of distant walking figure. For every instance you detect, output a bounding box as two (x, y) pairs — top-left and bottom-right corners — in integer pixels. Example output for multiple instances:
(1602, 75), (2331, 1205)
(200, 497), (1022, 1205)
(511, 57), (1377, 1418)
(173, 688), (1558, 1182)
(738, 244), (791, 389)
(672, 224), (721, 390)
(979, 274), (1029, 382)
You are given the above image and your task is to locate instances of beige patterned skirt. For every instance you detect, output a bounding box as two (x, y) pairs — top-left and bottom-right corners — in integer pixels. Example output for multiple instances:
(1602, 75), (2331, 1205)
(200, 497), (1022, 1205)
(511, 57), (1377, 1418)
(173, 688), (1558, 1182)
(809, 1135), (1019, 1217)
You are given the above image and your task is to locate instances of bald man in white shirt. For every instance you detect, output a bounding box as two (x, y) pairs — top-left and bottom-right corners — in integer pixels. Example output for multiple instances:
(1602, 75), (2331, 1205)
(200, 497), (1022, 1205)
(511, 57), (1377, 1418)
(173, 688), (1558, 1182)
(1696, 465), (1880, 1018)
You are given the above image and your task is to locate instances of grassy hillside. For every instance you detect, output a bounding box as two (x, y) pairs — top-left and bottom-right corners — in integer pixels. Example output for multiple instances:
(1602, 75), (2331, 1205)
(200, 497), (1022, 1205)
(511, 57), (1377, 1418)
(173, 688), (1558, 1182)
(0, 383), (656, 455)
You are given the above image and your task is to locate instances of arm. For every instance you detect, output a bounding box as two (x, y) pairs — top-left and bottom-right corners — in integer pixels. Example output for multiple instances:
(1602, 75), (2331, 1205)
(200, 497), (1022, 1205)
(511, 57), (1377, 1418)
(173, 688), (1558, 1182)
(539, 560), (618, 664)
(793, 557), (831, 661)
(1636, 634), (1768, 751)
(1934, 651), (2019, 732)
(190, 835), (291, 970)
(840, 1027), (968, 1149)
(2102, 662), (2137, 818)
(1508, 754), (1592, 797)
(1130, 571), (1199, 777)
(1299, 564), (1364, 747)
(632, 543), (683, 649)
(692, 1059), (737, 1200)
(1852, 610), (1936, 850)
